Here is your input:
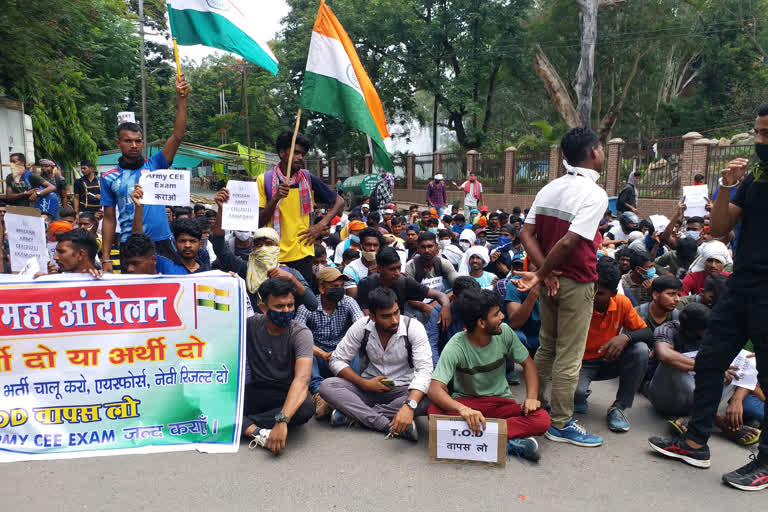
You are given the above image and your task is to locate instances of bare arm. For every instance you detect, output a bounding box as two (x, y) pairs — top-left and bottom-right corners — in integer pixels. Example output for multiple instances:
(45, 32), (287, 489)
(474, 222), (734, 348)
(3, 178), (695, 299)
(662, 202), (685, 249)
(655, 342), (696, 372)
(534, 231), (580, 282)
(711, 158), (748, 238)
(519, 223), (546, 269)
(161, 75), (190, 165)
(266, 357), (311, 454)
(130, 185), (144, 234)
(506, 289), (539, 330)
(101, 206), (117, 269)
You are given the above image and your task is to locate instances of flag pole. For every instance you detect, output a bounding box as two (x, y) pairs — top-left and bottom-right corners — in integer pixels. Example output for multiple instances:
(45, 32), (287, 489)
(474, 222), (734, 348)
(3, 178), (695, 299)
(285, 108), (303, 180)
(173, 38), (186, 97)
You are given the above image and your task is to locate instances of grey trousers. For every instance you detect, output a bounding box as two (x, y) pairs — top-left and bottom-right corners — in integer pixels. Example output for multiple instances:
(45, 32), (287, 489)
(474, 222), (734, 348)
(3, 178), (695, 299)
(575, 342), (649, 409)
(648, 363), (695, 417)
(319, 377), (430, 431)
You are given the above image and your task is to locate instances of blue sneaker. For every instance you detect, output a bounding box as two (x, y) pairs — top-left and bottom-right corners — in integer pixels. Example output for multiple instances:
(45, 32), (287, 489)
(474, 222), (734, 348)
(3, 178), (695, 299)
(573, 402), (588, 414)
(385, 421), (419, 442)
(607, 404), (630, 432)
(507, 437), (540, 462)
(330, 409), (349, 427)
(545, 418), (603, 447)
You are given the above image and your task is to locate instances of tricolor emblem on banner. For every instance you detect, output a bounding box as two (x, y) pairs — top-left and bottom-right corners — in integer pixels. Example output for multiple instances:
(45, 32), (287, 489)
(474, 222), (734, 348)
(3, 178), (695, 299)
(195, 284), (231, 311)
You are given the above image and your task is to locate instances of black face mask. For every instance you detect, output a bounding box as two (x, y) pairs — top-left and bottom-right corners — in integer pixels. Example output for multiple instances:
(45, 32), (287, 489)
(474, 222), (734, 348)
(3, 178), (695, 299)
(326, 287), (345, 303)
(755, 143), (768, 163)
(118, 155), (146, 170)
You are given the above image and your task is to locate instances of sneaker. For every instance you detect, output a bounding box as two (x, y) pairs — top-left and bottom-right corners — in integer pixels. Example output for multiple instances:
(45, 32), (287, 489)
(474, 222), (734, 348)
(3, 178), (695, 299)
(573, 402), (588, 414)
(507, 437), (540, 462)
(545, 419), (603, 447)
(647, 435), (711, 468)
(248, 428), (271, 450)
(722, 455), (768, 491)
(385, 421), (419, 442)
(607, 404), (630, 432)
(330, 409), (349, 427)
(313, 393), (331, 419)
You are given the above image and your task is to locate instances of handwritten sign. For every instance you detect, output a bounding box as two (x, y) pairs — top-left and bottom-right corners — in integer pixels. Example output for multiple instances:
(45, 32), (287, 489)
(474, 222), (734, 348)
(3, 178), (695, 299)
(429, 415), (506, 467)
(138, 169), (190, 207)
(682, 185), (709, 218)
(221, 180), (260, 232)
(5, 207), (48, 273)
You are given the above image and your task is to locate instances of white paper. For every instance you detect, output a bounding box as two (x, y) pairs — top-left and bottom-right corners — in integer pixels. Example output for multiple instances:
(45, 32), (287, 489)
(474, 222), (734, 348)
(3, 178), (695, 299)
(5, 213), (48, 273)
(682, 185), (709, 218)
(18, 257), (40, 278)
(138, 169), (190, 207)
(222, 180), (260, 232)
(649, 214), (669, 234)
(731, 349), (758, 391)
(117, 111), (136, 125)
(421, 276), (443, 303)
(434, 419), (499, 463)
(47, 241), (57, 264)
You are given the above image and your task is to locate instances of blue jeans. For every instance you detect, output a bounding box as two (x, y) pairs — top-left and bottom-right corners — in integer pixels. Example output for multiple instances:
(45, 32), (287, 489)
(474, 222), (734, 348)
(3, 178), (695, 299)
(743, 393), (765, 425)
(311, 352), (360, 395)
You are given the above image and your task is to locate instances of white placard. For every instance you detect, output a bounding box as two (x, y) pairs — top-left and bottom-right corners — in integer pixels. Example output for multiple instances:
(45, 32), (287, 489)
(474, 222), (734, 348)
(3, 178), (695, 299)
(682, 185), (709, 218)
(5, 212), (48, 273)
(731, 349), (758, 391)
(432, 417), (502, 464)
(117, 111), (136, 125)
(649, 214), (670, 234)
(46, 241), (57, 264)
(222, 180), (260, 232)
(421, 276), (443, 303)
(18, 256), (40, 278)
(138, 169), (190, 207)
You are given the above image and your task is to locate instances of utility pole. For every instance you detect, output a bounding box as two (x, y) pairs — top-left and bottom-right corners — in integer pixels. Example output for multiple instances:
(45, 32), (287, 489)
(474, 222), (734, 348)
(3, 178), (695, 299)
(242, 63), (252, 175)
(139, 0), (148, 158)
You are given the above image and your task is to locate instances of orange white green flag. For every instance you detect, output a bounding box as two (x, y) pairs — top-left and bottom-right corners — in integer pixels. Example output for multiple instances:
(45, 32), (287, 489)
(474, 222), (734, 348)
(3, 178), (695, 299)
(299, 0), (393, 171)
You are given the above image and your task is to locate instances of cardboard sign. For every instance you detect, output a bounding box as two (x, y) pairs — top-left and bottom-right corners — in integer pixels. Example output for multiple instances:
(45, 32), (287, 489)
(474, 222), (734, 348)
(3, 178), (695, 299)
(682, 185), (709, 218)
(4, 206), (48, 273)
(429, 415), (507, 467)
(221, 180), (260, 232)
(139, 169), (190, 207)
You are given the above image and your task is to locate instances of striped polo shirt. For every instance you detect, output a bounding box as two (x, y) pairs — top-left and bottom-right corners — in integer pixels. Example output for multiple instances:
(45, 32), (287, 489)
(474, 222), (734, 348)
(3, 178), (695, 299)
(525, 166), (608, 283)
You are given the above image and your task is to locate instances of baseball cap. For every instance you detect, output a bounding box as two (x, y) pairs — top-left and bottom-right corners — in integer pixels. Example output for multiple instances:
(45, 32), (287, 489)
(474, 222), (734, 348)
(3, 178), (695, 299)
(474, 227), (487, 235)
(434, 173), (444, 180)
(316, 267), (350, 283)
(480, 205), (489, 213)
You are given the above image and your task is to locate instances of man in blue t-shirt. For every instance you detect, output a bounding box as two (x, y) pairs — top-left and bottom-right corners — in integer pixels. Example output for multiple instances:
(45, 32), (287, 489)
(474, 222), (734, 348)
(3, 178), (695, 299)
(100, 75), (190, 271)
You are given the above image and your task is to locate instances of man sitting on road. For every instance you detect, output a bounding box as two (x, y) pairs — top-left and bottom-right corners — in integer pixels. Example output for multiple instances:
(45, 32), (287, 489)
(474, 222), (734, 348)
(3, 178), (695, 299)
(405, 231), (458, 323)
(427, 288), (551, 462)
(575, 257), (651, 433)
(243, 278), (314, 455)
(343, 227), (384, 299)
(425, 276), (481, 366)
(319, 287), (433, 441)
(295, 267), (364, 419)
(620, 250), (656, 304)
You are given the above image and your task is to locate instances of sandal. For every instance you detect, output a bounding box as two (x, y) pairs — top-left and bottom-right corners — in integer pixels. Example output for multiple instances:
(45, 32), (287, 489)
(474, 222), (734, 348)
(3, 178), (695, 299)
(667, 417), (689, 435)
(723, 425), (762, 446)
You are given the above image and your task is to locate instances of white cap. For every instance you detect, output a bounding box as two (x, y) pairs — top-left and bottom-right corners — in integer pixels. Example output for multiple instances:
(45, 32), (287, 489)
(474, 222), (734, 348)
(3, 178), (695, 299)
(434, 174), (444, 181)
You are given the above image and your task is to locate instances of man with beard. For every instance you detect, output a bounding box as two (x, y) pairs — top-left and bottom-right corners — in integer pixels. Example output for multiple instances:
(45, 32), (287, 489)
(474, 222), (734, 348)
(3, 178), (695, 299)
(427, 288), (550, 461)
(51, 228), (99, 276)
(405, 231), (458, 322)
(100, 74), (190, 268)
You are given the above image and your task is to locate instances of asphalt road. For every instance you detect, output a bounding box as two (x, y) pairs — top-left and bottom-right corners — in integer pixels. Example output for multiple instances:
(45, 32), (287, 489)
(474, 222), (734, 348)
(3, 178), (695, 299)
(1, 376), (763, 512)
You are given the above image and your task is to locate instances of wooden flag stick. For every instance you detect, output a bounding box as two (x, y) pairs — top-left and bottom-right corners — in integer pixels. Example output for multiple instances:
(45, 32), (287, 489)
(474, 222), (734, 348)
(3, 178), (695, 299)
(285, 108), (303, 181)
(173, 38), (185, 97)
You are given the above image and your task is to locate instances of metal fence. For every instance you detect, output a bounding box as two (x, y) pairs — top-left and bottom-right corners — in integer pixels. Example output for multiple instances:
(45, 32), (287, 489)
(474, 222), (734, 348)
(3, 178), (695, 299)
(441, 152), (466, 183)
(620, 137), (684, 199)
(413, 153), (433, 189)
(304, 158), (329, 184)
(336, 157), (350, 179)
(476, 151), (505, 194)
(513, 148), (550, 195)
(705, 144), (753, 196)
(392, 154), (407, 189)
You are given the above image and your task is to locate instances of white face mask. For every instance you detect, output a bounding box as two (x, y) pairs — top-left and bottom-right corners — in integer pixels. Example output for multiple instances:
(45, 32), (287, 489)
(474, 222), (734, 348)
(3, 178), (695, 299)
(439, 239), (450, 249)
(685, 230), (701, 241)
(459, 241), (471, 251)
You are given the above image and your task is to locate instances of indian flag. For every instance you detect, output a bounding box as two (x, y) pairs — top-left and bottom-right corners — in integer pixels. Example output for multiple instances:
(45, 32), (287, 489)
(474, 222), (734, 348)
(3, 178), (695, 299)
(195, 284), (231, 311)
(167, 0), (278, 75)
(299, 0), (393, 171)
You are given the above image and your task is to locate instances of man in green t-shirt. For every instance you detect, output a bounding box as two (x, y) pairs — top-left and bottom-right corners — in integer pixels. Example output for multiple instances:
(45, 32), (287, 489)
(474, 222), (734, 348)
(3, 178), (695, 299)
(427, 289), (551, 461)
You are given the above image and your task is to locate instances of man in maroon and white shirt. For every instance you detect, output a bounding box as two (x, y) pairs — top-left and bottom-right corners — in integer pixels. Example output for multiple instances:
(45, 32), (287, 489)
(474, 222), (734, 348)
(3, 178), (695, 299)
(514, 127), (608, 447)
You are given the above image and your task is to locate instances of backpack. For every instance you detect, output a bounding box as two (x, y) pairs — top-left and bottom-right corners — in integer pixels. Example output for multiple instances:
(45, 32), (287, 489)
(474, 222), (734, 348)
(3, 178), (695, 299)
(360, 316), (413, 370)
(412, 255), (443, 283)
(635, 302), (679, 325)
(368, 177), (392, 211)
(24, 171), (59, 217)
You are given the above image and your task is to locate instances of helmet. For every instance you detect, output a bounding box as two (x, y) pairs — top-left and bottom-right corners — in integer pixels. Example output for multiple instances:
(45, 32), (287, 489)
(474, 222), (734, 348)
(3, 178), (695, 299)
(619, 212), (640, 233)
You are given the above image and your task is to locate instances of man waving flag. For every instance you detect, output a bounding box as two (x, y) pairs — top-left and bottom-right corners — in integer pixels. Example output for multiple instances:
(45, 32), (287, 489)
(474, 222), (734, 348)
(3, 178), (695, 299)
(168, 0), (278, 75)
(299, 0), (394, 171)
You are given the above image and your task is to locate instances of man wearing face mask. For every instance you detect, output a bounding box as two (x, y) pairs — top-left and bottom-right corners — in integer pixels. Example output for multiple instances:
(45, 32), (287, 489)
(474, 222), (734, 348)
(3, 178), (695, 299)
(620, 250), (657, 305)
(458, 228), (476, 253)
(452, 171), (484, 218)
(229, 230), (254, 262)
(438, 228), (463, 268)
(333, 217), (365, 264)
(617, 170), (640, 215)
(343, 227), (385, 299)
(212, 188), (317, 311)
(295, 267), (364, 419)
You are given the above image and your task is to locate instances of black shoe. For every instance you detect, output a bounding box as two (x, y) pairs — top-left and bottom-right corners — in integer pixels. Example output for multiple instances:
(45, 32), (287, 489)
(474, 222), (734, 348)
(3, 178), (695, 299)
(648, 435), (711, 468)
(722, 455), (768, 491)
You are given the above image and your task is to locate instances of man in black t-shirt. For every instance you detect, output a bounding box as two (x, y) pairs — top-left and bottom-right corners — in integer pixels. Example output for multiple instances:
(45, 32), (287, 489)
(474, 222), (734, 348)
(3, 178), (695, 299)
(357, 247), (452, 330)
(73, 160), (101, 213)
(649, 105), (768, 491)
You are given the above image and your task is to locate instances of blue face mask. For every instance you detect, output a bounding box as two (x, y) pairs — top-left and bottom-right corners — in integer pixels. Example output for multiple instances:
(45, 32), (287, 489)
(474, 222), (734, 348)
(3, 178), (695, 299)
(641, 267), (657, 280)
(267, 309), (294, 328)
(349, 234), (360, 244)
(685, 230), (700, 241)
(428, 227), (438, 234)
(498, 235), (513, 247)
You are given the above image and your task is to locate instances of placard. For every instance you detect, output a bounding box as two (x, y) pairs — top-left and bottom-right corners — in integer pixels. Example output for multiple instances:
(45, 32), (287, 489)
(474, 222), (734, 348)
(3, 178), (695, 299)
(429, 415), (506, 467)
(221, 180), (260, 232)
(117, 112), (136, 125)
(682, 185), (709, 218)
(138, 169), (190, 207)
(4, 207), (48, 273)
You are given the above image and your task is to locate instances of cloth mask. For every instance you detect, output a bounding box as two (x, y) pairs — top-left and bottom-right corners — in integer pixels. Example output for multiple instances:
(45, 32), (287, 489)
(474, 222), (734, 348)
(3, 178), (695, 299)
(246, 246), (280, 294)
(362, 250), (377, 262)
(755, 143), (768, 163)
(326, 287), (345, 303)
(428, 227), (438, 234)
(439, 239), (450, 249)
(684, 230), (701, 241)
(459, 241), (471, 251)
(497, 235), (513, 247)
(267, 309), (294, 328)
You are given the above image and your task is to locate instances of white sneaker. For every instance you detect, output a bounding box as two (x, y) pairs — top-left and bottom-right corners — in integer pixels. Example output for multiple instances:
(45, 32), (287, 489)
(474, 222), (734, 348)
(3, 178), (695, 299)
(248, 428), (271, 450)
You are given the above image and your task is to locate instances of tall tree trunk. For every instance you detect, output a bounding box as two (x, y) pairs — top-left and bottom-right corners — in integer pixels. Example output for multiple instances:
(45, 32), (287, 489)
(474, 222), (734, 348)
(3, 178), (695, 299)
(533, 44), (581, 128)
(575, 0), (598, 127)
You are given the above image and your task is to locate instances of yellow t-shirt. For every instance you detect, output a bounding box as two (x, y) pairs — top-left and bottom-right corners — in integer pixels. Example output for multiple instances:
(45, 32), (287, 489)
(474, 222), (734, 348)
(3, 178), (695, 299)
(257, 173), (314, 263)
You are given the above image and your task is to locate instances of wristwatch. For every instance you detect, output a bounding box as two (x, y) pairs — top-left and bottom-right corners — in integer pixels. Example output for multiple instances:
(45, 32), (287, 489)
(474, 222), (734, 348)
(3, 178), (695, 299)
(405, 399), (418, 410)
(274, 411), (291, 424)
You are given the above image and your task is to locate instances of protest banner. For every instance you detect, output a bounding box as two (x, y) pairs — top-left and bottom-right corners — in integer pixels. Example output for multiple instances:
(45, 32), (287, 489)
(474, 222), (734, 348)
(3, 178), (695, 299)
(429, 415), (506, 467)
(139, 169), (190, 207)
(4, 207), (48, 273)
(0, 272), (246, 463)
(221, 180), (260, 232)
(682, 185), (709, 218)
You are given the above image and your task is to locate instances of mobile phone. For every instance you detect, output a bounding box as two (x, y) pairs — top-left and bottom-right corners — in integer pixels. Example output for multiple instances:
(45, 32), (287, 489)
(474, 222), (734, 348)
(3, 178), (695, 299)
(381, 378), (395, 389)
